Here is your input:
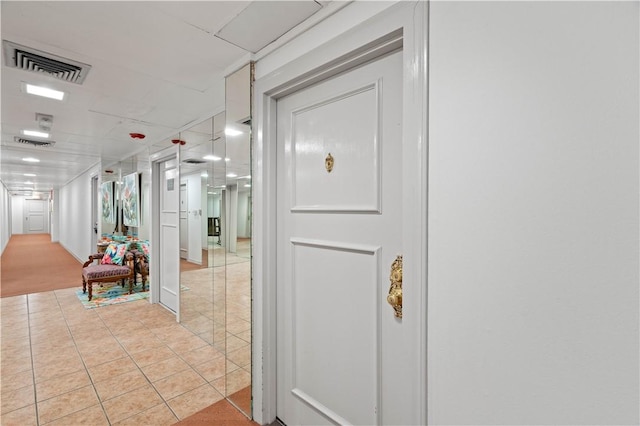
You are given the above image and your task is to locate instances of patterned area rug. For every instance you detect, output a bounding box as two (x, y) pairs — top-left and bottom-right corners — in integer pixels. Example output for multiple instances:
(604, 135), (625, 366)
(75, 283), (148, 309)
(75, 283), (188, 309)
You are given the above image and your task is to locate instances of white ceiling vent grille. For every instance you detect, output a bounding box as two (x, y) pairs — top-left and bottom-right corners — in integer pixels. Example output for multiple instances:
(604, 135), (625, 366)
(14, 136), (56, 148)
(3, 40), (91, 84)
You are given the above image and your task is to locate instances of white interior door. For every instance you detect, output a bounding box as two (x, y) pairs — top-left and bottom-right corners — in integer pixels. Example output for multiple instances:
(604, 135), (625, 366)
(160, 160), (180, 312)
(179, 183), (188, 259)
(24, 199), (46, 233)
(276, 50), (413, 425)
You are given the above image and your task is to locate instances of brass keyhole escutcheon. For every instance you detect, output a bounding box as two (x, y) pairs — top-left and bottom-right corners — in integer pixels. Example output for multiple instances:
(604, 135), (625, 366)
(387, 255), (403, 318)
(325, 153), (334, 173)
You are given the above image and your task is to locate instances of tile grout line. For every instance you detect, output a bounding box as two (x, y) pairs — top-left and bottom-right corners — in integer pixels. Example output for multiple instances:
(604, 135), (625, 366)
(15, 288), (247, 425)
(140, 319), (225, 421)
(129, 310), (234, 421)
(94, 303), (195, 424)
(53, 289), (113, 426)
(95, 303), (172, 424)
(26, 294), (41, 426)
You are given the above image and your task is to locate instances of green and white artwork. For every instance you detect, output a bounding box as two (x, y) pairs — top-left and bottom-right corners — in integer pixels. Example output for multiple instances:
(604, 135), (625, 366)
(122, 172), (140, 227)
(101, 182), (115, 223)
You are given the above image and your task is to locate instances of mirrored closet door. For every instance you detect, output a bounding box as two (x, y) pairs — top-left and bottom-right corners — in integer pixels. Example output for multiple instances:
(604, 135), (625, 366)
(178, 61), (252, 417)
(223, 63), (252, 415)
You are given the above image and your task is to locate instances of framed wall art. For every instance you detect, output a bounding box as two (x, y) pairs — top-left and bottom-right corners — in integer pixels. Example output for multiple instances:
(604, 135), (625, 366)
(122, 172), (140, 227)
(101, 181), (115, 224)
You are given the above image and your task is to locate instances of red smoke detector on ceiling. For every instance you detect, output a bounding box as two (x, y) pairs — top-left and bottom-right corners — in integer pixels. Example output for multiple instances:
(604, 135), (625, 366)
(129, 133), (146, 139)
(171, 139), (186, 145)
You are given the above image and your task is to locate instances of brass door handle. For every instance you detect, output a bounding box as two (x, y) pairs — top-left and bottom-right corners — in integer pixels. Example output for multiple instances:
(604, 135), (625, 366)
(387, 255), (403, 318)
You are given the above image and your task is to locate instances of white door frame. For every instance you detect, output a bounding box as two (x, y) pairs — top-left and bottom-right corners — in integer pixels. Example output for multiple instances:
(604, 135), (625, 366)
(91, 175), (98, 251)
(150, 145), (181, 319)
(252, 2), (428, 424)
(179, 183), (188, 260)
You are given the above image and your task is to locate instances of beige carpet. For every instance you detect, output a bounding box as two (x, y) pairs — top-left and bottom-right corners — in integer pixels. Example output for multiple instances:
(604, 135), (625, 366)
(0, 234), (83, 297)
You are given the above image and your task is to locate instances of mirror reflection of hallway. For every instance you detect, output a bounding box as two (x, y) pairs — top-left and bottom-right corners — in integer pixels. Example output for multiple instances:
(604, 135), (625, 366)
(224, 62), (253, 416)
(178, 86), (252, 416)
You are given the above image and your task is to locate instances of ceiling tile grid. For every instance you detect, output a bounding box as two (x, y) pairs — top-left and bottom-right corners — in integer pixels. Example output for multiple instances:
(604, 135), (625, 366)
(1, 1), (332, 195)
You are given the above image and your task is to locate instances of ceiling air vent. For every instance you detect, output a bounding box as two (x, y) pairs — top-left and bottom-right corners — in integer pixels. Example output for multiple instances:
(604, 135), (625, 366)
(14, 136), (56, 148)
(183, 159), (206, 164)
(3, 40), (91, 84)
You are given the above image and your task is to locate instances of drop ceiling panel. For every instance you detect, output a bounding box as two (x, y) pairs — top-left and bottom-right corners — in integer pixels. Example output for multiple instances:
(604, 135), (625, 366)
(0, 146), (100, 191)
(51, 112), (121, 140)
(89, 97), (156, 124)
(216, 0), (322, 53)
(152, 1), (251, 34)
(76, 59), (160, 102)
(1, 2), (247, 92)
(1, 1), (334, 193)
(141, 79), (226, 122)
(185, 118), (214, 136)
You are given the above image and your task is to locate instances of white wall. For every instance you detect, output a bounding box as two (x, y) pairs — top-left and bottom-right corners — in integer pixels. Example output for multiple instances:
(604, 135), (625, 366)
(208, 194), (221, 218)
(138, 169), (151, 241)
(10, 196), (24, 235)
(201, 177), (208, 249)
(237, 191), (250, 238)
(50, 189), (59, 242)
(428, 2), (639, 424)
(59, 164), (101, 262)
(0, 181), (11, 255)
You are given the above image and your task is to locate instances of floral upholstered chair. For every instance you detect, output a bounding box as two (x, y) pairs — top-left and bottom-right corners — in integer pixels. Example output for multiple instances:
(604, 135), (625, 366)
(81, 242), (136, 300)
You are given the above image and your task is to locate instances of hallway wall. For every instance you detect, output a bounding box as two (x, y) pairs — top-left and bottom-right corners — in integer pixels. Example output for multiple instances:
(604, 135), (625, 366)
(0, 181), (10, 255)
(428, 2), (639, 424)
(10, 195), (23, 234)
(58, 164), (101, 262)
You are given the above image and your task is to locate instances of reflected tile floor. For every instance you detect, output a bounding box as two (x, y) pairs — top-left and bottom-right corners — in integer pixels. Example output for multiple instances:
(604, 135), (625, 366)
(0, 288), (248, 425)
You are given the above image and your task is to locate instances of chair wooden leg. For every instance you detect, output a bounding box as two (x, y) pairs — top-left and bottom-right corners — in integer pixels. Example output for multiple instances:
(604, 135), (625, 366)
(82, 276), (87, 294)
(88, 282), (93, 301)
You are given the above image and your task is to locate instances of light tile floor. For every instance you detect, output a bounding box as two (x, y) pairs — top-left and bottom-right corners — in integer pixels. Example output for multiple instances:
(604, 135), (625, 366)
(0, 285), (248, 425)
(180, 239), (252, 415)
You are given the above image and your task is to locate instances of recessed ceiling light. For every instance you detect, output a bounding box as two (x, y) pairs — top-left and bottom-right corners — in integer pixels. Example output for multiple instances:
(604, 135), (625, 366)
(224, 128), (242, 136)
(203, 155), (221, 161)
(207, 192), (214, 195)
(22, 157), (40, 163)
(24, 83), (65, 101)
(225, 158), (230, 162)
(23, 173), (36, 177)
(227, 173), (237, 178)
(23, 129), (49, 138)
(244, 184), (251, 188)
(201, 172), (208, 177)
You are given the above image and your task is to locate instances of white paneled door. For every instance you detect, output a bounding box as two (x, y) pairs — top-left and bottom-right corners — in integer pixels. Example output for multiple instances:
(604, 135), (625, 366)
(277, 51), (412, 425)
(24, 199), (46, 233)
(180, 183), (188, 260)
(160, 159), (180, 312)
